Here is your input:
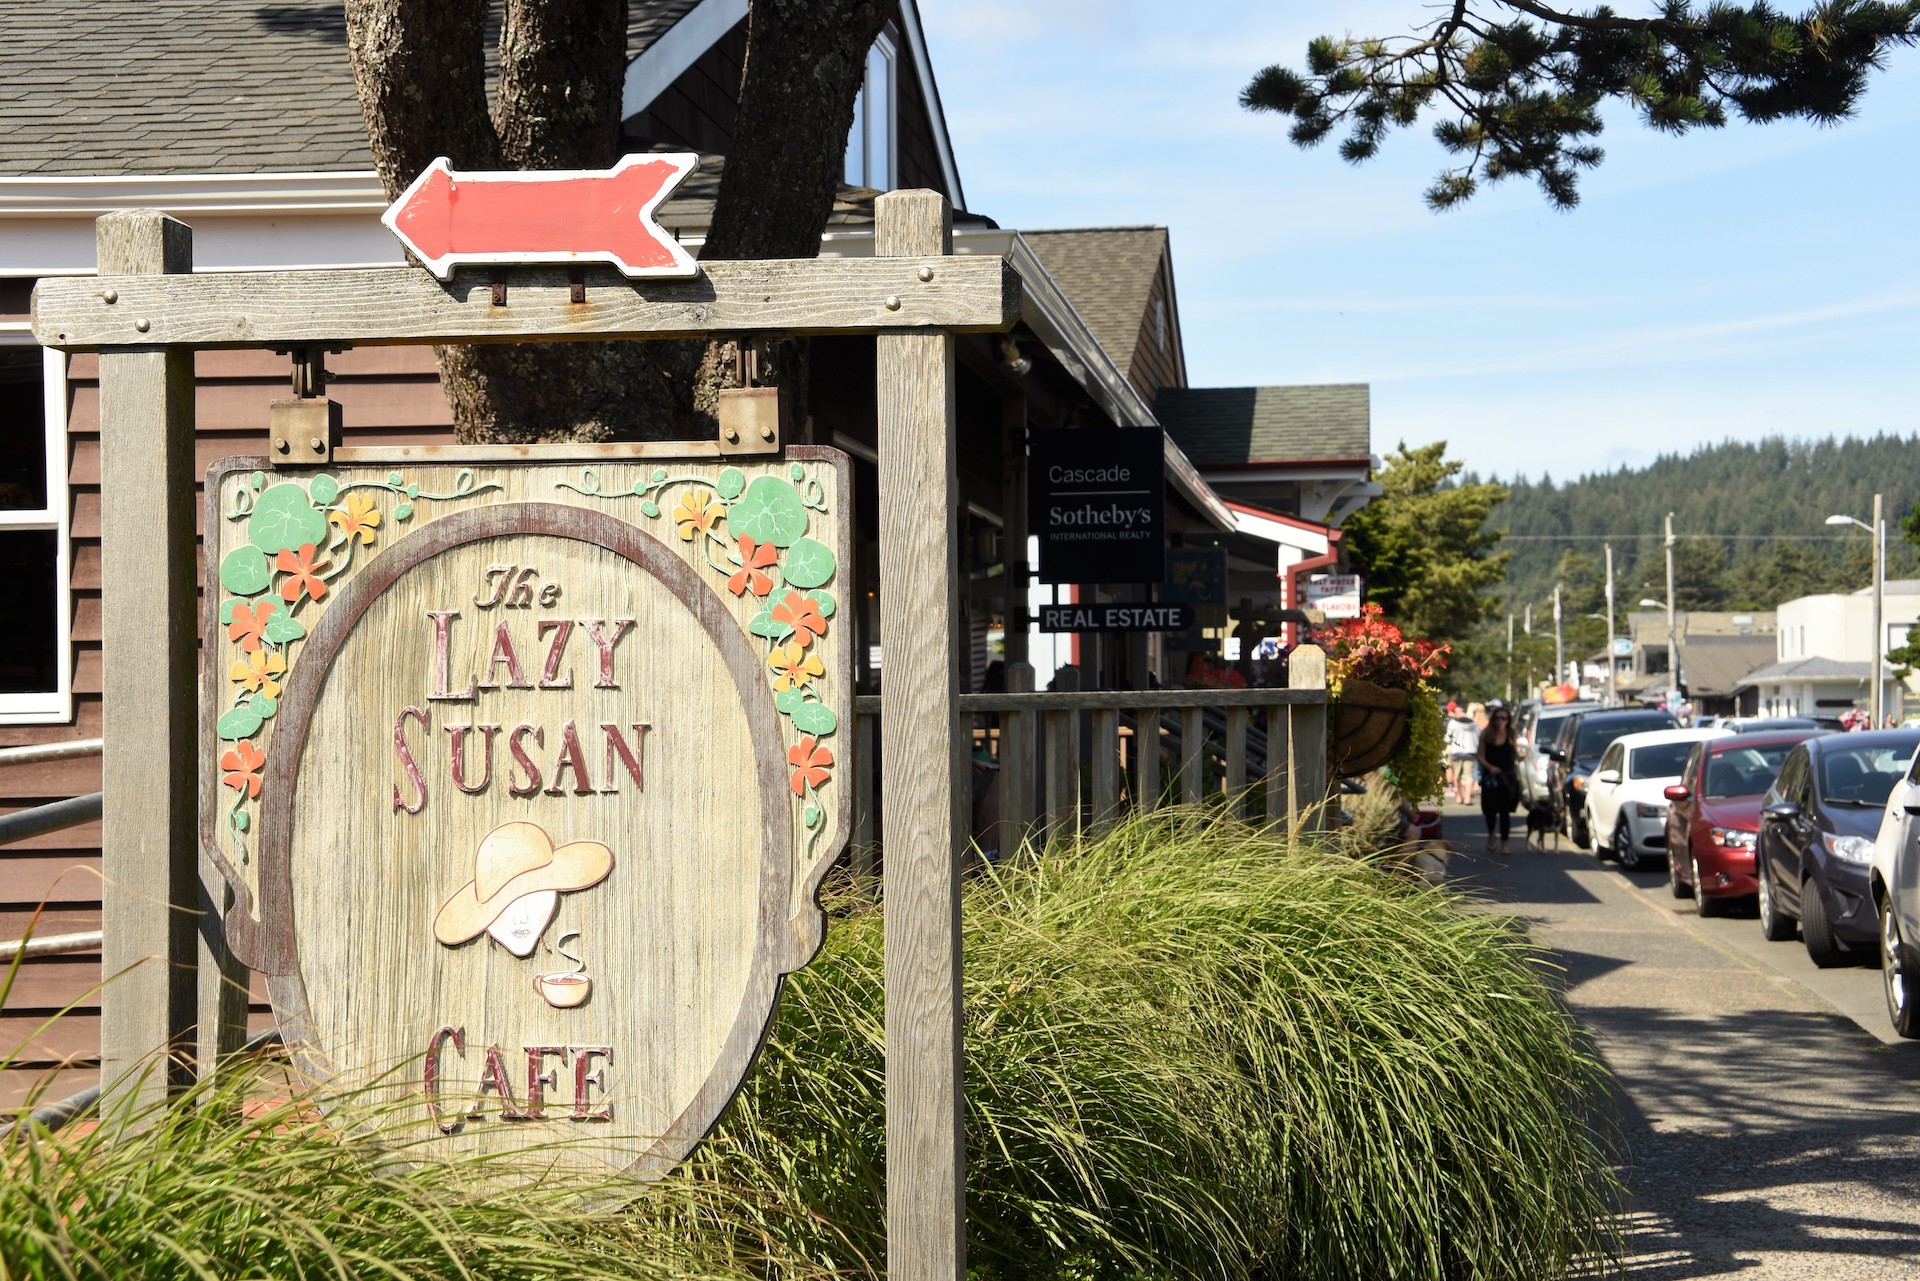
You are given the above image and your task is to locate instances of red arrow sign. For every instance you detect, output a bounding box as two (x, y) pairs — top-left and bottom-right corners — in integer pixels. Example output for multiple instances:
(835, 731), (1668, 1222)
(382, 154), (699, 280)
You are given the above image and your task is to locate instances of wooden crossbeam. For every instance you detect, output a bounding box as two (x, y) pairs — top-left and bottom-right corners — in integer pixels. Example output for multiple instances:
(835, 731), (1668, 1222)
(32, 255), (1020, 350)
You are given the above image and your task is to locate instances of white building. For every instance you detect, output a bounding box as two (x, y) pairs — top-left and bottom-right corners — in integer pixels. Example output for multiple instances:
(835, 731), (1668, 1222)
(1746, 581), (1920, 721)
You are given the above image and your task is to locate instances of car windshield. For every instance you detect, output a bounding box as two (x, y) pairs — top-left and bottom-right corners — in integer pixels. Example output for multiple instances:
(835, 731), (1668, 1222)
(1629, 741), (1696, 780)
(1574, 716), (1676, 759)
(1703, 744), (1795, 798)
(1819, 744), (1916, 807)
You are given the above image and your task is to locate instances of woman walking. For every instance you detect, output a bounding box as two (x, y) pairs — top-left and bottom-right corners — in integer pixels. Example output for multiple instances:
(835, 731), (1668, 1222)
(1476, 703), (1520, 855)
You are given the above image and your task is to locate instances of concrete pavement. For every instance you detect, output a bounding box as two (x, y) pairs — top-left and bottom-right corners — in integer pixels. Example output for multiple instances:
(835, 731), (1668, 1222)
(1436, 802), (1920, 1278)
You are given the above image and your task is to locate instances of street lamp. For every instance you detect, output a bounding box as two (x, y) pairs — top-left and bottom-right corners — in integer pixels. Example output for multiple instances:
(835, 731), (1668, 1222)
(1826, 493), (1885, 726)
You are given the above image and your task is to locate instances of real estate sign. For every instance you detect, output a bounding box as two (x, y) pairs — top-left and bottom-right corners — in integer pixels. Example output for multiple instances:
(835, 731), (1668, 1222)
(201, 451), (852, 1176)
(1029, 427), (1165, 585)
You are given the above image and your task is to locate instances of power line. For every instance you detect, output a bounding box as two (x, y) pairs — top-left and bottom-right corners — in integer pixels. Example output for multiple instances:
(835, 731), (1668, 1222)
(1499, 533), (1859, 542)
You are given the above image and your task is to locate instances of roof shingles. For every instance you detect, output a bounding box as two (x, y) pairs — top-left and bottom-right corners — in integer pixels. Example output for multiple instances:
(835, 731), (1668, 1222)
(1152, 384), (1370, 467)
(1021, 227), (1167, 381)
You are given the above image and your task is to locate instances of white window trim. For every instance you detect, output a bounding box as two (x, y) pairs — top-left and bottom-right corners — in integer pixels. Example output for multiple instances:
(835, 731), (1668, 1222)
(0, 325), (73, 724)
(847, 32), (898, 192)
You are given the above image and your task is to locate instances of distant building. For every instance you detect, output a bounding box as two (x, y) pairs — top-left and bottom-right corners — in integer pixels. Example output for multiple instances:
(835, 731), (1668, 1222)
(1613, 610), (1775, 712)
(1745, 581), (1920, 720)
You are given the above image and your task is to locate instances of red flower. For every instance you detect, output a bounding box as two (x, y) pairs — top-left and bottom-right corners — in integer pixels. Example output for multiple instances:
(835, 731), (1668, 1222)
(787, 735), (834, 796)
(726, 535), (778, 598)
(1311, 604), (1450, 688)
(226, 599), (277, 652)
(770, 591), (827, 645)
(275, 543), (328, 603)
(220, 740), (266, 799)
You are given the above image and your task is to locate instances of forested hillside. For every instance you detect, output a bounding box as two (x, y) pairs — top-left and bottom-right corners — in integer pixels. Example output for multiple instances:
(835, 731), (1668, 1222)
(1440, 434), (1919, 698)
(1477, 434), (1920, 614)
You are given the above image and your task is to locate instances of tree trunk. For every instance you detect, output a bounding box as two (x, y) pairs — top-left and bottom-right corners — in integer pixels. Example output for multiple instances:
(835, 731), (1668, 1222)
(345, 0), (889, 445)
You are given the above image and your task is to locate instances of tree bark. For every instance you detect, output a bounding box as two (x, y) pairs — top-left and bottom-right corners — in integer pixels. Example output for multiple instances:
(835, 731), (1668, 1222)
(345, 0), (889, 445)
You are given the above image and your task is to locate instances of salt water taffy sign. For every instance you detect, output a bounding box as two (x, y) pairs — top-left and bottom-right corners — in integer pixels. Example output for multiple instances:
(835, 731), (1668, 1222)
(201, 449), (852, 1176)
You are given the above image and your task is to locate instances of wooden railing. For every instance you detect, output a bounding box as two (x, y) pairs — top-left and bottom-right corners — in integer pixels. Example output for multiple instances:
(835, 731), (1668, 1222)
(849, 647), (1328, 865)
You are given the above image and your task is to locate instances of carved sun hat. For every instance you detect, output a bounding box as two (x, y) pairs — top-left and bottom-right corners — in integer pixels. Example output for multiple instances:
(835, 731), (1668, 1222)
(432, 821), (614, 946)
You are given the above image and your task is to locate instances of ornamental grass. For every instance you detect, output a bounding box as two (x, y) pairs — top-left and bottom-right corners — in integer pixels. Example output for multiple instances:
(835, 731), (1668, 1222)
(2, 809), (1621, 1280)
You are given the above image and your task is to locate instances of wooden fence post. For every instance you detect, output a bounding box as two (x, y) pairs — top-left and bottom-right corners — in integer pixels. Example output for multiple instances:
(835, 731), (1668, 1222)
(876, 189), (966, 1281)
(95, 211), (203, 1116)
(1288, 644), (1329, 832)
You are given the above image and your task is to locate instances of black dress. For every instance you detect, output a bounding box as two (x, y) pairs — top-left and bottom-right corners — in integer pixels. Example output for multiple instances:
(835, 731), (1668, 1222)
(1480, 734), (1519, 837)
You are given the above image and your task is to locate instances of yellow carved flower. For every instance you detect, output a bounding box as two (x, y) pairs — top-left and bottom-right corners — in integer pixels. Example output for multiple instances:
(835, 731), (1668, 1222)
(672, 488), (720, 541)
(768, 643), (824, 692)
(328, 493), (381, 545)
(229, 647), (286, 699)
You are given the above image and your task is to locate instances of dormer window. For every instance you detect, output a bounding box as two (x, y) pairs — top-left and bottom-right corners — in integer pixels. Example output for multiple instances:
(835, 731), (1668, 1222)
(844, 32), (897, 191)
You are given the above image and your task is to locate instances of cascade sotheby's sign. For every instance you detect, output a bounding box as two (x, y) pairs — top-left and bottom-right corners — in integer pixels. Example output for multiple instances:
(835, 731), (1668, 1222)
(202, 452), (852, 1177)
(1030, 428), (1166, 584)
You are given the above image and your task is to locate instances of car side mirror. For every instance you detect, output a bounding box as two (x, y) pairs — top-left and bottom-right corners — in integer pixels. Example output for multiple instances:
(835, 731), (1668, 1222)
(1906, 801), (1920, 817)
(1663, 784), (1691, 803)
(1544, 746), (1565, 762)
(1762, 801), (1801, 822)
(1596, 769), (1621, 784)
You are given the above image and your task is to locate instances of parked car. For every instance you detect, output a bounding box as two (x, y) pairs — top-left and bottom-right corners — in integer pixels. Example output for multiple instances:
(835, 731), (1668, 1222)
(1585, 727), (1729, 871)
(1872, 743), (1920, 1036)
(1516, 700), (1600, 809)
(1545, 708), (1681, 848)
(1757, 729), (1920, 966)
(1720, 715), (1847, 733)
(1665, 730), (1817, 916)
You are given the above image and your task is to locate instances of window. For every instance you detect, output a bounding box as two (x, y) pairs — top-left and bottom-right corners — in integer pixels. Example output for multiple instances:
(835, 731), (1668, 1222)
(0, 325), (71, 724)
(1629, 740), (1696, 780)
(1704, 744), (1795, 799)
(1151, 296), (1168, 352)
(843, 31), (896, 191)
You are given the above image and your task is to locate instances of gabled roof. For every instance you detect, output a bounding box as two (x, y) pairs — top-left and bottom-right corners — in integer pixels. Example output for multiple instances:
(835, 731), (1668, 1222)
(1021, 228), (1169, 382)
(1152, 384), (1370, 468)
(1673, 635), (1778, 697)
(1743, 655), (1881, 683)
(0, 0), (706, 178)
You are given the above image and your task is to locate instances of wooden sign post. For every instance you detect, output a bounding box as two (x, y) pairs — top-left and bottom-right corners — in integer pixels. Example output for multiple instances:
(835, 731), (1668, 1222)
(36, 186), (1011, 1275)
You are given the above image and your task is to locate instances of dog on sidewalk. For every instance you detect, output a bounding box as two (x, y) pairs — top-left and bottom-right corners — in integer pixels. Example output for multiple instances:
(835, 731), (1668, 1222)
(1524, 800), (1559, 852)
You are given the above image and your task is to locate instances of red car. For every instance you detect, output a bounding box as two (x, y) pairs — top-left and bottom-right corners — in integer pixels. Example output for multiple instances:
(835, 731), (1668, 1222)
(1665, 731), (1818, 916)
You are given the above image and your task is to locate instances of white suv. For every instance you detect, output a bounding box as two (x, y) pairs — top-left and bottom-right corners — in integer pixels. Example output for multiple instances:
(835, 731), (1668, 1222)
(1585, 727), (1730, 871)
(1871, 742), (1920, 1037)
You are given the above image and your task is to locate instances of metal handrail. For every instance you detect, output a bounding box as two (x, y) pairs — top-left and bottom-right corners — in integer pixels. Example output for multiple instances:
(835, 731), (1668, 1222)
(0, 1028), (286, 1141)
(0, 739), (102, 766)
(0, 792), (102, 847)
(0, 930), (102, 963)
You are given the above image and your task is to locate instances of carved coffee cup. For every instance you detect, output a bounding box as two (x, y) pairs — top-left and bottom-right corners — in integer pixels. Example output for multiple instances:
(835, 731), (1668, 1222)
(533, 972), (592, 1008)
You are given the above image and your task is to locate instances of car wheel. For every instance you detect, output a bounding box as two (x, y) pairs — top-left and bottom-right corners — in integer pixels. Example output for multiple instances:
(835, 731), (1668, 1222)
(1571, 812), (1591, 851)
(1613, 821), (1645, 872)
(1801, 878), (1847, 968)
(1695, 853), (1728, 917)
(1670, 847), (1694, 899)
(1758, 860), (1795, 941)
(1881, 899), (1920, 1039)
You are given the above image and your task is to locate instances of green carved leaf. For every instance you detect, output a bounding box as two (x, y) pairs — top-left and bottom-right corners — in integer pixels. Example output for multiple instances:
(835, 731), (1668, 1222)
(810, 589), (836, 619)
(781, 537), (835, 590)
(804, 804), (821, 826)
(750, 610), (794, 640)
(716, 466), (745, 500)
(730, 476), (808, 547)
(219, 546), (272, 595)
(394, 502), (414, 521)
(231, 809), (249, 833)
(790, 701), (838, 736)
(253, 695), (278, 720)
(218, 597), (248, 625)
(248, 483), (327, 554)
(386, 472), (404, 486)
(639, 500), (661, 519)
(651, 468), (669, 483)
(790, 463), (805, 482)
(775, 688), (806, 714)
(308, 474), (339, 505)
(262, 612), (305, 644)
(216, 704), (265, 740)
(249, 471), (265, 491)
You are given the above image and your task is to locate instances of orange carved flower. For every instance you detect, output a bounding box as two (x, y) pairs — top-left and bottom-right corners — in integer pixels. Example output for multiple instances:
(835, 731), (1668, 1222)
(229, 647), (286, 699)
(672, 488), (719, 541)
(771, 591), (827, 646)
(328, 494), (381, 545)
(726, 535), (778, 598)
(769, 642), (825, 692)
(220, 740), (266, 799)
(788, 735), (834, 796)
(226, 599), (277, 652)
(276, 543), (329, 603)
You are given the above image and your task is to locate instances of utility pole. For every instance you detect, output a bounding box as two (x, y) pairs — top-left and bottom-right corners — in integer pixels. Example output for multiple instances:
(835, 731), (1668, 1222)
(1873, 492), (1885, 726)
(1553, 582), (1565, 689)
(1605, 543), (1617, 707)
(1506, 612), (1514, 704)
(1665, 512), (1678, 708)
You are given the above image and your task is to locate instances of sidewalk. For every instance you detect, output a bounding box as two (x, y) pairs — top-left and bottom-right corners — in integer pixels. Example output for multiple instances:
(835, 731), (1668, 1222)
(1436, 803), (1920, 1278)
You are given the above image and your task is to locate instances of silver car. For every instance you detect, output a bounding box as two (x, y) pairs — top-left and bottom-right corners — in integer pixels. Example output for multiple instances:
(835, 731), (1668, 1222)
(1516, 701), (1601, 808)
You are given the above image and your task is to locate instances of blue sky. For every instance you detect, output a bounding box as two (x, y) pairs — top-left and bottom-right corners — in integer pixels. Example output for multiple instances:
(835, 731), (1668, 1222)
(919, 1), (1920, 484)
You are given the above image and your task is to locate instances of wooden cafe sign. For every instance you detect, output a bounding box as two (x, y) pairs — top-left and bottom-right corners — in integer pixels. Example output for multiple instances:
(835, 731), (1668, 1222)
(37, 160), (1008, 1273)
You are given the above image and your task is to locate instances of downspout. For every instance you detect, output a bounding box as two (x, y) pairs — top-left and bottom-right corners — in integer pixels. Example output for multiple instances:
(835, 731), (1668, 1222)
(1285, 539), (1341, 648)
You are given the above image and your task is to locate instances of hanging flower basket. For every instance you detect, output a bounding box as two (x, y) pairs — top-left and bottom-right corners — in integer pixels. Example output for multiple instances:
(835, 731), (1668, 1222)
(1331, 678), (1411, 777)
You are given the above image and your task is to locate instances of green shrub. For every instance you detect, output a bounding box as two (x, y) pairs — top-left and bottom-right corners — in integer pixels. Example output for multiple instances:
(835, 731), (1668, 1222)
(2, 811), (1619, 1280)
